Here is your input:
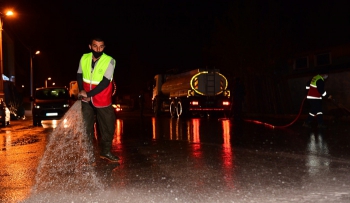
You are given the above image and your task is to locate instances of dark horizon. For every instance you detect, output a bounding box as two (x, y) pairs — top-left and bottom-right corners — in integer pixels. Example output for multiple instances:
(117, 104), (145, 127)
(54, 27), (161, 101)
(4, 0), (350, 96)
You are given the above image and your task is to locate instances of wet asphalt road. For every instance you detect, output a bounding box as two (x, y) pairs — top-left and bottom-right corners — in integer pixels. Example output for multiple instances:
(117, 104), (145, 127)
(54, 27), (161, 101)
(1, 109), (350, 203)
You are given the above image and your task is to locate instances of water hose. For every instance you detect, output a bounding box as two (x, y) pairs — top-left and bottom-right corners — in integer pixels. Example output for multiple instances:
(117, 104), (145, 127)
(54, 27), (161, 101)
(330, 98), (350, 114)
(244, 97), (307, 129)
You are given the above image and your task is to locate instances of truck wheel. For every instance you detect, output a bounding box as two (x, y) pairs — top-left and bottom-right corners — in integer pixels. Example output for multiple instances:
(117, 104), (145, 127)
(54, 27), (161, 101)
(176, 101), (182, 117)
(170, 100), (177, 117)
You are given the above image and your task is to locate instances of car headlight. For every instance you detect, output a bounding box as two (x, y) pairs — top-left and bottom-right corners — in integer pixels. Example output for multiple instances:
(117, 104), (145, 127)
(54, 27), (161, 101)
(63, 104), (70, 108)
(35, 105), (40, 109)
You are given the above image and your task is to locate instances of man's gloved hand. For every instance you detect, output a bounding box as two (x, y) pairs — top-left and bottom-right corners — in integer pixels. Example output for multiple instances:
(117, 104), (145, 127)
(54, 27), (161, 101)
(82, 97), (91, 102)
(78, 90), (91, 102)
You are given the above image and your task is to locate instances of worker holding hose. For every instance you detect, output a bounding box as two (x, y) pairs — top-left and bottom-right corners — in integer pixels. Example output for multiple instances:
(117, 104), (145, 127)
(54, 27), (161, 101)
(303, 72), (332, 128)
(77, 37), (119, 162)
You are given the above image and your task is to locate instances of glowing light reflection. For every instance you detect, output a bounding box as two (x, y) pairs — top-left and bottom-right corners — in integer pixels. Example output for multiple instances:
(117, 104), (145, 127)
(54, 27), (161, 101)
(113, 119), (123, 144)
(41, 120), (60, 128)
(52, 120), (57, 128)
(306, 132), (330, 176)
(176, 119), (180, 140)
(63, 118), (68, 128)
(152, 117), (156, 140)
(112, 119), (124, 160)
(169, 118), (173, 139)
(191, 119), (201, 158)
(221, 119), (235, 189)
(94, 122), (98, 140)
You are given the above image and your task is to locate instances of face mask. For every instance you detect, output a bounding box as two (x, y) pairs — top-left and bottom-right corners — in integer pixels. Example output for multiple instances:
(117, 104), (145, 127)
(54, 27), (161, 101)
(92, 50), (103, 58)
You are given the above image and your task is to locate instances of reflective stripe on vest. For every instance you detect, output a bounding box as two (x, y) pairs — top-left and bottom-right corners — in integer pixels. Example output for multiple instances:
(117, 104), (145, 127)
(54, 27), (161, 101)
(80, 53), (114, 107)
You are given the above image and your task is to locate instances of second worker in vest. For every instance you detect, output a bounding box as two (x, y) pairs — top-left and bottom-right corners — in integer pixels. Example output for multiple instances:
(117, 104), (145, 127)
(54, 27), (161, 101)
(77, 37), (119, 162)
(303, 73), (332, 129)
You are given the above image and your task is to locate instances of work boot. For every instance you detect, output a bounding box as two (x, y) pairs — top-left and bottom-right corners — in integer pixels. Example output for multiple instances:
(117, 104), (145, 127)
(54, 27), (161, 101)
(302, 122), (311, 128)
(100, 152), (120, 162)
(100, 142), (120, 162)
(317, 124), (327, 129)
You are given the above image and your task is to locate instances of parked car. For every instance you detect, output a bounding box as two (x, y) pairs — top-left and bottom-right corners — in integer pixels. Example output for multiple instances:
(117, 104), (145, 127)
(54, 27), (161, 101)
(0, 100), (10, 126)
(31, 87), (70, 126)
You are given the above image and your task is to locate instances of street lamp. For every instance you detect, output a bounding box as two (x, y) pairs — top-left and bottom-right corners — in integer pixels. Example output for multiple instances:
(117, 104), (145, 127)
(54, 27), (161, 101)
(30, 50), (40, 98)
(0, 10), (14, 100)
(29, 50), (40, 111)
(45, 77), (51, 88)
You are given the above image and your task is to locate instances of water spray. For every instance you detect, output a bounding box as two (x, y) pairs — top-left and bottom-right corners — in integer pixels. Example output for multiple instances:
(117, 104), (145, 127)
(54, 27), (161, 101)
(31, 100), (103, 194)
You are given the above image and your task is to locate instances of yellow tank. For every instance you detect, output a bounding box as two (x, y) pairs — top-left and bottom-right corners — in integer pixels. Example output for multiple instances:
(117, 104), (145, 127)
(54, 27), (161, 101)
(161, 69), (228, 97)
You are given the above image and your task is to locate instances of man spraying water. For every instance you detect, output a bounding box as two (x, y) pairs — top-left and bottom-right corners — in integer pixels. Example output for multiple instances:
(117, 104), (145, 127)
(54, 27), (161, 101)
(77, 37), (119, 162)
(303, 72), (332, 129)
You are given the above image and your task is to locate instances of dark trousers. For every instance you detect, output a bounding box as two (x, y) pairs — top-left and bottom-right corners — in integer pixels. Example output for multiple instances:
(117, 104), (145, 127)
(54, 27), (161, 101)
(306, 99), (324, 124)
(82, 101), (116, 154)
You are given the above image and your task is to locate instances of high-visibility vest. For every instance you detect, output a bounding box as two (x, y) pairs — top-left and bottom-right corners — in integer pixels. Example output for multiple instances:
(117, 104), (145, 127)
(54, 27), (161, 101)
(80, 53), (114, 107)
(306, 74), (327, 99)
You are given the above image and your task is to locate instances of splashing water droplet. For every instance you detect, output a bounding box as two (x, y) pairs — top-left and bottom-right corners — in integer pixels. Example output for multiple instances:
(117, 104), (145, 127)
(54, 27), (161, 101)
(31, 101), (104, 194)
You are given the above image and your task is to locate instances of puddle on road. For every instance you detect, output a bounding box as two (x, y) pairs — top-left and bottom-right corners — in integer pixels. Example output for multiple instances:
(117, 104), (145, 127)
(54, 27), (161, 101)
(29, 101), (103, 197)
(1, 131), (44, 151)
(11, 135), (40, 146)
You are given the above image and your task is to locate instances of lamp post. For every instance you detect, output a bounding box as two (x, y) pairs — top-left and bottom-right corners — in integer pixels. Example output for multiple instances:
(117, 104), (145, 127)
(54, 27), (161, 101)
(29, 50), (40, 111)
(45, 77), (51, 88)
(0, 10), (14, 100)
(30, 50), (40, 97)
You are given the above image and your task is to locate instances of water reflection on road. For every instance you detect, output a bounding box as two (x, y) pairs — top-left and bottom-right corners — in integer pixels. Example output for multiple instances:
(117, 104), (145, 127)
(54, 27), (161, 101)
(306, 132), (330, 176)
(0, 125), (48, 203)
(150, 117), (232, 144)
(111, 116), (238, 190)
(111, 115), (344, 190)
(2, 114), (350, 202)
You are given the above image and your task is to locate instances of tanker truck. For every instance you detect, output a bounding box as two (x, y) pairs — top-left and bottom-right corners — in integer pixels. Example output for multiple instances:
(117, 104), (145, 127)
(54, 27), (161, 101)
(152, 68), (231, 117)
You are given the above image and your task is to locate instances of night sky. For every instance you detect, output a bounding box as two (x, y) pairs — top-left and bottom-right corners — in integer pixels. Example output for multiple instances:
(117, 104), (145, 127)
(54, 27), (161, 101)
(3, 0), (350, 95)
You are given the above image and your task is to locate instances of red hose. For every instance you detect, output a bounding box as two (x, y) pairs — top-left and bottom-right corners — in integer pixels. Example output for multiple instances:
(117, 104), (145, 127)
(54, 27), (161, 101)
(244, 97), (307, 129)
